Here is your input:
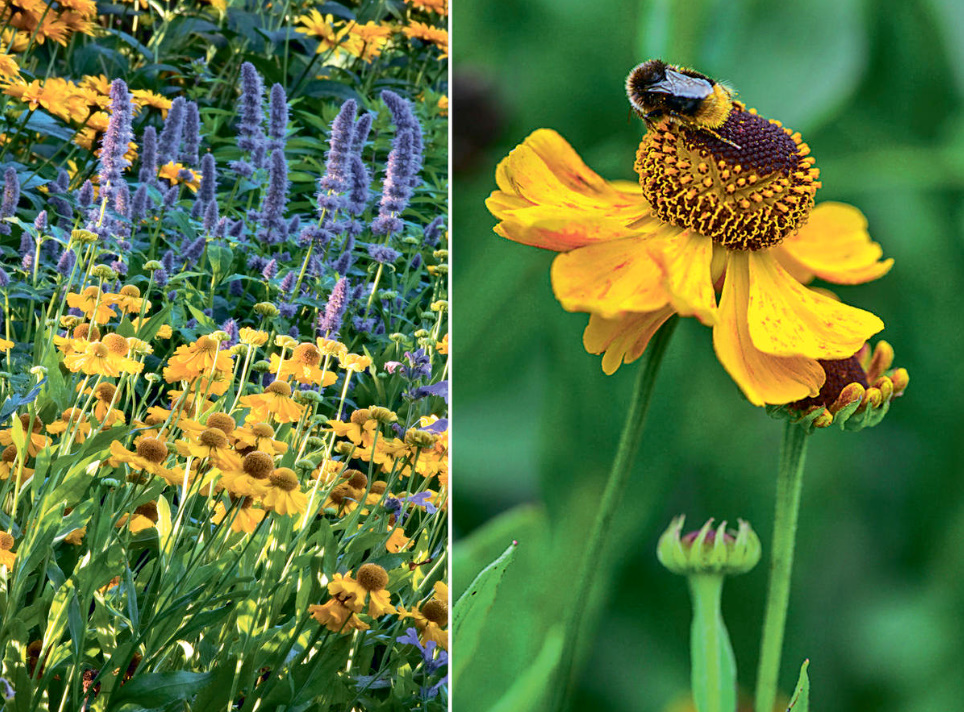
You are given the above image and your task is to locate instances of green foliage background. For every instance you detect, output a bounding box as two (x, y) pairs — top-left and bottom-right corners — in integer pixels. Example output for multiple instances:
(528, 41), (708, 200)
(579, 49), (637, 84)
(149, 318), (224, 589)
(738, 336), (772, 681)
(452, 0), (964, 710)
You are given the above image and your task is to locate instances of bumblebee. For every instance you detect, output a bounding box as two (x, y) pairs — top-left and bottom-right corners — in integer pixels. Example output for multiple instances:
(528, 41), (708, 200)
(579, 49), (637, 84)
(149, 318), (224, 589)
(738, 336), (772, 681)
(626, 59), (737, 143)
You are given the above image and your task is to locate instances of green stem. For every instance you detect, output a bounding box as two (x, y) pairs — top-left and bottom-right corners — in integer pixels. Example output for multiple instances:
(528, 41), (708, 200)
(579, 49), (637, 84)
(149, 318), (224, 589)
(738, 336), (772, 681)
(754, 421), (809, 712)
(551, 316), (678, 710)
(689, 574), (737, 712)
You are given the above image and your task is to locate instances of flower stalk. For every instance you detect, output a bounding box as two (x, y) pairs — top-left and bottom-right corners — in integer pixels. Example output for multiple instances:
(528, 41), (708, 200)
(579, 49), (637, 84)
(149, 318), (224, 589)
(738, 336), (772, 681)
(754, 422), (810, 712)
(551, 316), (678, 710)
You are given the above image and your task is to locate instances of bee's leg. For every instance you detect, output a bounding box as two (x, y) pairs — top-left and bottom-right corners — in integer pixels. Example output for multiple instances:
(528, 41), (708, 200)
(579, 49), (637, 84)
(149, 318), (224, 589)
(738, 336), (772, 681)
(700, 126), (741, 150)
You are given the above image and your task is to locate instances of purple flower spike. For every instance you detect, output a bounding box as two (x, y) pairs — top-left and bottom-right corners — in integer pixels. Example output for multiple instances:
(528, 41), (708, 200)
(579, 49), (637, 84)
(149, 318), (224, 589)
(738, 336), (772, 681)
(257, 149), (288, 244)
(139, 126), (158, 186)
(317, 277), (348, 335)
(317, 99), (357, 215)
(157, 96), (186, 167)
(199, 153), (217, 204)
(237, 62), (267, 169)
(181, 101), (200, 166)
(268, 83), (288, 151)
(99, 80), (134, 202)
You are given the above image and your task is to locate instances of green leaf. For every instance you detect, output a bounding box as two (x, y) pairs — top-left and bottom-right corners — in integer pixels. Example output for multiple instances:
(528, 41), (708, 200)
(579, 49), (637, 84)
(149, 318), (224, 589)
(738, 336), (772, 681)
(787, 659), (810, 711)
(485, 625), (563, 712)
(107, 671), (216, 709)
(453, 540), (518, 684)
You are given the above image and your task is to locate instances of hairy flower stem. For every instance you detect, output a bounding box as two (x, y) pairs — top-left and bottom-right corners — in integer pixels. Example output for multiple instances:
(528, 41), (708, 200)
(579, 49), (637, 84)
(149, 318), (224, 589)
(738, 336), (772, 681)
(754, 422), (809, 712)
(551, 316), (678, 711)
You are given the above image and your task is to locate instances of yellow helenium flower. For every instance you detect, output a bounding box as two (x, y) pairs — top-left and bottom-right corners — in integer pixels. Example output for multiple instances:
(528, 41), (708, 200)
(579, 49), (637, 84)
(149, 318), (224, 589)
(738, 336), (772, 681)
(261, 467), (308, 516)
(487, 120), (892, 406)
(0, 531), (15, 569)
(403, 22), (448, 58)
(158, 161), (201, 192)
(0, 337), (13, 351)
(295, 10), (351, 53)
(239, 381), (305, 423)
(66, 286), (117, 323)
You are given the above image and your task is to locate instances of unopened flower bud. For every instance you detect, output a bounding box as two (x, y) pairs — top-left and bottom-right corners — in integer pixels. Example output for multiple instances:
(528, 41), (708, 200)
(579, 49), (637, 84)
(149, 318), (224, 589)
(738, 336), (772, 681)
(658, 516), (760, 577)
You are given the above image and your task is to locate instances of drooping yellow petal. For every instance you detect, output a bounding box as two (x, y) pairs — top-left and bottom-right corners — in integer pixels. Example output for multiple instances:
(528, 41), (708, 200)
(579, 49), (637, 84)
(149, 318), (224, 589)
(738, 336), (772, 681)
(651, 230), (718, 326)
(583, 307), (674, 375)
(745, 251), (884, 359)
(550, 237), (669, 317)
(777, 202), (893, 285)
(488, 129), (661, 251)
(713, 254), (825, 405)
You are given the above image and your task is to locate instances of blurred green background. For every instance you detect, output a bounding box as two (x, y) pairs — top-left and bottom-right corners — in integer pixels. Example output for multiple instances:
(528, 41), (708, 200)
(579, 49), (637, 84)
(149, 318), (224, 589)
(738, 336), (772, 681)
(451, 0), (964, 710)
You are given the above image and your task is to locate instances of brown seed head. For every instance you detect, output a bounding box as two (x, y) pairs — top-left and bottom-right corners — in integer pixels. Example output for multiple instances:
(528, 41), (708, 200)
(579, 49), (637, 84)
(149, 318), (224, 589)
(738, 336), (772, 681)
(367, 406), (397, 424)
(265, 381), (292, 397)
(102, 333), (129, 355)
(119, 285), (140, 298)
(134, 501), (159, 522)
(269, 467), (299, 491)
(346, 470), (368, 490)
(242, 451), (275, 479)
(94, 382), (117, 403)
(292, 343), (321, 366)
(0, 531), (14, 550)
(135, 437), (168, 464)
(198, 428), (229, 449)
(357, 563), (389, 591)
(72, 323), (101, 341)
(350, 408), (372, 426)
(251, 422), (275, 438)
(421, 600), (448, 627)
(2, 444), (18, 462)
(206, 412), (236, 435)
(370, 481), (387, 495)
(329, 483), (354, 505)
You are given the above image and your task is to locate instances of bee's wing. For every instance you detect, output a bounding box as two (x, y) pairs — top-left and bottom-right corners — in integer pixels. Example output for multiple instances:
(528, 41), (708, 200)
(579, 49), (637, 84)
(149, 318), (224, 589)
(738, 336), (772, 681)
(648, 70), (713, 99)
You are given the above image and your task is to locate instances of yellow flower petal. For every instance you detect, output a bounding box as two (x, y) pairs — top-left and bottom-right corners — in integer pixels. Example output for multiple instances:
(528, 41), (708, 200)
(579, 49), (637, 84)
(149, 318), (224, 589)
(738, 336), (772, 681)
(652, 231), (718, 326)
(550, 237), (669, 317)
(713, 254), (825, 405)
(745, 251), (884, 359)
(777, 202), (893, 285)
(488, 129), (659, 251)
(583, 308), (674, 375)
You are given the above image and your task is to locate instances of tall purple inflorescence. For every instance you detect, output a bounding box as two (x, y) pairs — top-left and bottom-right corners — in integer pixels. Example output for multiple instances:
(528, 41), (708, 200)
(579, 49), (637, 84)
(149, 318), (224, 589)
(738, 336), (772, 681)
(256, 149), (289, 244)
(267, 83), (288, 152)
(317, 277), (348, 336)
(157, 96), (186, 167)
(199, 153), (217, 204)
(317, 99), (357, 215)
(98, 80), (135, 210)
(181, 101), (201, 166)
(0, 167), (19, 235)
(48, 169), (72, 221)
(139, 126), (158, 186)
(371, 91), (424, 235)
(236, 62), (267, 171)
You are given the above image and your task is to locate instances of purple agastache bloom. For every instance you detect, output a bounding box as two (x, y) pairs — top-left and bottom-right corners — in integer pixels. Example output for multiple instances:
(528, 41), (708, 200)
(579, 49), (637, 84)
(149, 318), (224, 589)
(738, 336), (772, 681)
(370, 124), (418, 235)
(214, 217), (227, 238)
(262, 258), (277, 280)
(161, 249), (175, 273)
(18, 231), (32, 256)
(227, 218), (245, 238)
(57, 248), (76, 277)
(111, 260), (128, 276)
(229, 278), (243, 296)
(247, 254), (267, 272)
(424, 216), (445, 247)
(167, 290), (177, 301)
(199, 153), (217, 204)
(0, 167), (18, 234)
(367, 244), (400, 264)
(220, 318), (238, 346)
(99, 80), (134, 205)
(267, 83), (288, 151)
(162, 185), (179, 208)
(352, 112), (374, 152)
(130, 184), (148, 222)
(279, 270), (296, 295)
(181, 101), (200, 166)
(33, 210), (47, 232)
(237, 62), (267, 169)
(139, 126), (158, 186)
(154, 267), (169, 287)
(383, 496), (401, 515)
(21, 253), (32, 271)
(114, 182), (131, 218)
(287, 214), (300, 235)
(299, 224), (331, 248)
(78, 180), (94, 208)
(48, 169), (72, 221)
(190, 199), (203, 220)
(183, 237), (205, 264)
(157, 96), (185, 167)
(410, 253), (422, 271)
(381, 90), (424, 189)
(331, 251), (353, 275)
(346, 153), (372, 217)
(230, 159), (254, 179)
(203, 199), (220, 233)
(317, 277), (348, 335)
(257, 149), (288, 244)
(353, 316), (374, 333)
(317, 99), (357, 215)
(279, 303), (297, 318)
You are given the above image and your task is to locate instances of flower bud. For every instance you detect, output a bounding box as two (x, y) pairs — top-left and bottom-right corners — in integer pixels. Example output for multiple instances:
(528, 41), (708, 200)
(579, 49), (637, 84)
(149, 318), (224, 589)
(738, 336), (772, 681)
(658, 516), (760, 577)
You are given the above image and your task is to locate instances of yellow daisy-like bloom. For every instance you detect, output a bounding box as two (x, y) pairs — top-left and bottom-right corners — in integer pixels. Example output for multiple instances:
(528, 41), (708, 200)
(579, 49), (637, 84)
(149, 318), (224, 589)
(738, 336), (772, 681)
(0, 54), (19, 81)
(116, 502), (159, 533)
(164, 335), (233, 382)
(0, 337), (13, 351)
(402, 598), (449, 651)
(488, 106), (892, 406)
(356, 563), (396, 617)
(0, 531), (15, 570)
(385, 526), (410, 553)
(308, 598), (369, 633)
(261, 467), (308, 516)
(239, 381), (305, 424)
(108, 437), (171, 476)
(158, 161), (201, 192)
(46, 408), (91, 444)
(345, 21), (392, 62)
(316, 337), (348, 358)
(295, 10), (351, 53)
(212, 497), (265, 533)
(405, 0), (448, 14)
(239, 327), (269, 346)
(338, 353), (372, 373)
(0, 414), (50, 457)
(232, 422), (289, 455)
(111, 285), (148, 314)
(327, 408), (378, 447)
(130, 89), (172, 116)
(275, 343), (337, 386)
(0, 444), (32, 483)
(66, 286), (117, 324)
(402, 22), (448, 58)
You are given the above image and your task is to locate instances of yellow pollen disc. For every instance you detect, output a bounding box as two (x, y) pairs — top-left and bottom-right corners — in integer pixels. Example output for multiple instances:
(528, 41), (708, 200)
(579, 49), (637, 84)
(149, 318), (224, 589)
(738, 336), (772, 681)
(120, 285), (140, 297)
(103, 333), (129, 355)
(196, 336), (218, 352)
(293, 344), (321, 366)
(635, 103), (820, 250)
(0, 532), (14, 550)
